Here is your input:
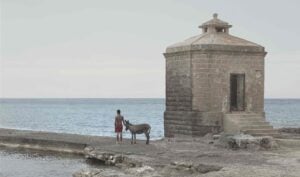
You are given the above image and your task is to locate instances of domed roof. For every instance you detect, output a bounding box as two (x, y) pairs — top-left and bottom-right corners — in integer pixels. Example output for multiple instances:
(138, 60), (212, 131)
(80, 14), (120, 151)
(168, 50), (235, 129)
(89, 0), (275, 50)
(166, 14), (265, 53)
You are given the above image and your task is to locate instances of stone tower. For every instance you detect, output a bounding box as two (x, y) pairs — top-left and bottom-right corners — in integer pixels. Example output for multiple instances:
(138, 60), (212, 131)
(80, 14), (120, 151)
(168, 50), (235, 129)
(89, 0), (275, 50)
(164, 14), (277, 137)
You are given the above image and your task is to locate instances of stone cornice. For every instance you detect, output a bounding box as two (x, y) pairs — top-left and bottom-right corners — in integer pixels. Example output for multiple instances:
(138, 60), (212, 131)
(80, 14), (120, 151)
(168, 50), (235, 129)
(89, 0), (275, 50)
(164, 46), (267, 58)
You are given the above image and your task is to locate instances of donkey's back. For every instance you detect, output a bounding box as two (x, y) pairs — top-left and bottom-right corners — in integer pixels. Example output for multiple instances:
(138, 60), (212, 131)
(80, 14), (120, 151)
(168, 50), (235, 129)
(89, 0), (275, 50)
(131, 123), (151, 134)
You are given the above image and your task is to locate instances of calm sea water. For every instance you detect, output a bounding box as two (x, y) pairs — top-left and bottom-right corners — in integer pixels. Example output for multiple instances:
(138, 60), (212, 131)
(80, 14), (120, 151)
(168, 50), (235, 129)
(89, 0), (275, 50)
(0, 98), (164, 139)
(0, 98), (299, 139)
(0, 147), (91, 177)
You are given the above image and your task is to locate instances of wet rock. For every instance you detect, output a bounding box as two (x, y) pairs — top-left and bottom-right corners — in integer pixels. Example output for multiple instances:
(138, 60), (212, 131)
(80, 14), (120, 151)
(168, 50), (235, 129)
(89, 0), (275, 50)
(125, 166), (155, 176)
(203, 133), (213, 139)
(196, 153), (220, 158)
(73, 168), (132, 177)
(136, 166), (155, 173)
(278, 128), (300, 134)
(162, 161), (222, 175)
(115, 156), (143, 169)
(221, 134), (278, 150)
(73, 169), (103, 177)
(163, 161), (194, 175)
(227, 137), (240, 150)
(213, 134), (221, 140)
(259, 136), (278, 149)
(122, 156), (143, 168)
(84, 146), (143, 168)
(84, 146), (125, 165)
(195, 163), (223, 173)
(171, 161), (193, 172)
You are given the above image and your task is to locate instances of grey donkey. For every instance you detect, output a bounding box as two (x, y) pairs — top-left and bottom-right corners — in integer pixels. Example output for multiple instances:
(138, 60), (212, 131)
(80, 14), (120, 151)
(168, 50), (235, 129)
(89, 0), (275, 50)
(124, 120), (151, 144)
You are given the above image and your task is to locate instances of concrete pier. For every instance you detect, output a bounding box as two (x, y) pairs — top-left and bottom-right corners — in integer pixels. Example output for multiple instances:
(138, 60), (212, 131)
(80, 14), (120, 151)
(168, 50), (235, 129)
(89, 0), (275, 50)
(0, 128), (156, 155)
(1, 128), (300, 177)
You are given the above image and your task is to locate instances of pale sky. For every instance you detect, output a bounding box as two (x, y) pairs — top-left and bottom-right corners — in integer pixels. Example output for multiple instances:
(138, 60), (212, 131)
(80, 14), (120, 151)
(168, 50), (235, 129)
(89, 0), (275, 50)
(0, 0), (299, 98)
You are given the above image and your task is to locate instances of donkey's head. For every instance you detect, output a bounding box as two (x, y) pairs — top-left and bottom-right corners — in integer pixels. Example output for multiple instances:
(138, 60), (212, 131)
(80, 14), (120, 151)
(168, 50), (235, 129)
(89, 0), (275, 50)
(124, 120), (130, 131)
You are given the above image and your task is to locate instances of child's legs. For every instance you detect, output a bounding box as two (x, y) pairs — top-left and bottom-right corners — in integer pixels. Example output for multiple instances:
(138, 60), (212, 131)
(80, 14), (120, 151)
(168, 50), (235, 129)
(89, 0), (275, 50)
(116, 132), (120, 141)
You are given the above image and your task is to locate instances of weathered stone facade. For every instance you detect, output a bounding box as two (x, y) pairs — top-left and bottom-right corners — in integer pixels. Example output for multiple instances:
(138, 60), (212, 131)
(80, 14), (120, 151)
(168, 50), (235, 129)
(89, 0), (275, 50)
(164, 14), (276, 137)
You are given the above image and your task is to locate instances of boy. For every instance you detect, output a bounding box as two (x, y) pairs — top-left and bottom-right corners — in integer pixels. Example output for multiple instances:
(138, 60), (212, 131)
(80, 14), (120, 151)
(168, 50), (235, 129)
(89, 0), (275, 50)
(115, 109), (124, 144)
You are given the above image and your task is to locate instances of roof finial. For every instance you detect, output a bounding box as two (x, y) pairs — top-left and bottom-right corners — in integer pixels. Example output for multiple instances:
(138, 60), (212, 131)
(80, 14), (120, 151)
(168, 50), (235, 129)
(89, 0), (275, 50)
(213, 13), (218, 19)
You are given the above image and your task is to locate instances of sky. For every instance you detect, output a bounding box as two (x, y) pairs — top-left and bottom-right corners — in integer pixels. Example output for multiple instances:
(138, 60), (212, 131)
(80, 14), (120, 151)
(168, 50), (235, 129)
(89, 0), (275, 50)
(0, 0), (299, 98)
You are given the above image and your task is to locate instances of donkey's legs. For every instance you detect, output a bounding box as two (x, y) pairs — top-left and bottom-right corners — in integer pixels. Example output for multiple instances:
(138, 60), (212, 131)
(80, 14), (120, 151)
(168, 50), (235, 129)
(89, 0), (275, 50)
(145, 133), (150, 144)
(134, 134), (136, 144)
(131, 133), (133, 144)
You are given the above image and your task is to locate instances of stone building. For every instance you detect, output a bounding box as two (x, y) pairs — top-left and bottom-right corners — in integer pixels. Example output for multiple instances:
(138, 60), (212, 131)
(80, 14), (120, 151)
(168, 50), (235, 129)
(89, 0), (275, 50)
(164, 14), (277, 137)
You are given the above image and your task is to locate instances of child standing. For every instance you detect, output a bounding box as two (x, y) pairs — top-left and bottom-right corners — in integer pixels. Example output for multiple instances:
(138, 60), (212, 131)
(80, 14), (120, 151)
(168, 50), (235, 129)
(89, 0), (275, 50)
(115, 109), (124, 144)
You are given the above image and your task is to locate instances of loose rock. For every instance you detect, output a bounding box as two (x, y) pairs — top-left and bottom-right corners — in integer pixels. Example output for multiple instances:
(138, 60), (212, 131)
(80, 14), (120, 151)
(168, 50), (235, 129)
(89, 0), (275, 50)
(161, 161), (222, 176)
(84, 146), (125, 165)
(73, 168), (132, 177)
(221, 134), (278, 150)
(195, 163), (223, 173)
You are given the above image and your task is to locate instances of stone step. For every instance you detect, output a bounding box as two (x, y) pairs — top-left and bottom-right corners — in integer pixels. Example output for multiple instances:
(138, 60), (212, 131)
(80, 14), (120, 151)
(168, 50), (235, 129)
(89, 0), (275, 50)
(238, 121), (271, 126)
(166, 124), (193, 131)
(237, 118), (267, 122)
(240, 125), (273, 130)
(237, 119), (269, 123)
(164, 120), (203, 127)
(234, 116), (265, 119)
(250, 132), (280, 137)
(225, 112), (262, 115)
(224, 113), (278, 137)
(225, 113), (264, 118)
(228, 117), (266, 121)
(226, 115), (263, 118)
(164, 118), (205, 125)
(242, 129), (278, 134)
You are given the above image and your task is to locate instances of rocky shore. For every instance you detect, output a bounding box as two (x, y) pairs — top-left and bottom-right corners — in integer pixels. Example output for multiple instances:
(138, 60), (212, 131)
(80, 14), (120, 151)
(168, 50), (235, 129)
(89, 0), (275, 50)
(1, 128), (300, 177)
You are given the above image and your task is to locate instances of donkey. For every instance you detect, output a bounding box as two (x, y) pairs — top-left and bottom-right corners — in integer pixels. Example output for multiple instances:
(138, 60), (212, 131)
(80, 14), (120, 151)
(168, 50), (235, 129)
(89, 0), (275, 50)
(124, 120), (151, 144)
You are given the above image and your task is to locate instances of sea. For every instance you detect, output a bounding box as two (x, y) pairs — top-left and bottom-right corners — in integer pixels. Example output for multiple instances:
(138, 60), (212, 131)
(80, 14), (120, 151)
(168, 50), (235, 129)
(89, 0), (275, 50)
(0, 98), (299, 140)
(0, 98), (300, 177)
(0, 147), (90, 177)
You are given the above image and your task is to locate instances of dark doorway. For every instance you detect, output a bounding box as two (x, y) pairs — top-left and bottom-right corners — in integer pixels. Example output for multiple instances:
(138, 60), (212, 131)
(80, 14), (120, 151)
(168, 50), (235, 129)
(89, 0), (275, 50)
(230, 74), (245, 111)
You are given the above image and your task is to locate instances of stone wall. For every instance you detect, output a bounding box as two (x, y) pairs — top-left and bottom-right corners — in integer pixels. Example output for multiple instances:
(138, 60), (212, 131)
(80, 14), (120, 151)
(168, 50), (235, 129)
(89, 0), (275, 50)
(164, 110), (221, 137)
(191, 50), (265, 113)
(164, 48), (266, 137)
(165, 52), (192, 111)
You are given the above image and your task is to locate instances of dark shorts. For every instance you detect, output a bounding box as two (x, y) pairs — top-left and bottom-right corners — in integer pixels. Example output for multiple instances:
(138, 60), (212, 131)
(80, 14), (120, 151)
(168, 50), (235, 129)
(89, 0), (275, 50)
(115, 126), (123, 133)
